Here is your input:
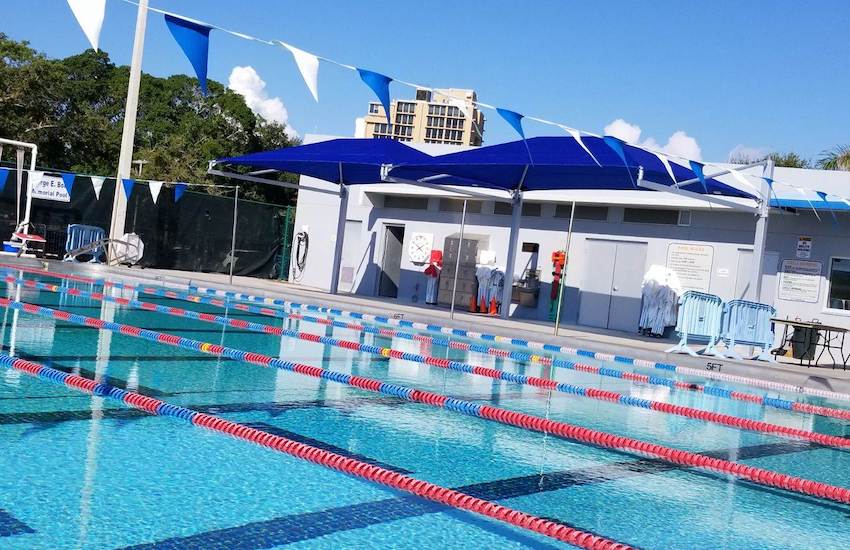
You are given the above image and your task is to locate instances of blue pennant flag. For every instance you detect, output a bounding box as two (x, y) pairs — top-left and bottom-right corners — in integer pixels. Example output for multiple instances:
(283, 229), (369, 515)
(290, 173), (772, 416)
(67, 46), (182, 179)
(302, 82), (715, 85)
(122, 178), (135, 199)
(816, 190), (839, 224)
(174, 182), (188, 202)
(602, 136), (635, 187)
(496, 108), (525, 139)
(61, 173), (76, 196)
(357, 69), (392, 126)
(689, 160), (708, 193)
(0, 168), (10, 193)
(164, 14), (212, 95)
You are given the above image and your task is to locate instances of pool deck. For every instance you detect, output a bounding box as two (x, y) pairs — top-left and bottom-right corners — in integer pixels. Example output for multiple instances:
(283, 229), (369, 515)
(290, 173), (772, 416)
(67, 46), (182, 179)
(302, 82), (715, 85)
(6, 256), (850, 396)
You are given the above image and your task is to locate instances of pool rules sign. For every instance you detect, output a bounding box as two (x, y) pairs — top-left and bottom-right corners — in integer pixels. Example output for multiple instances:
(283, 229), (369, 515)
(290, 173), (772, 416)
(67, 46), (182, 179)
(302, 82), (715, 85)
(31, 174), (71, 202)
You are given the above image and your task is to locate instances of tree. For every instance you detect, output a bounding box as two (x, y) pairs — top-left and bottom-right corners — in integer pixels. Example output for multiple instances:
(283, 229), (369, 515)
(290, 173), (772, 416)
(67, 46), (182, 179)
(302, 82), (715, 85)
(0, 33), (298, 204)
(729, 150), (811, 168)
(818, 145), (850, 171)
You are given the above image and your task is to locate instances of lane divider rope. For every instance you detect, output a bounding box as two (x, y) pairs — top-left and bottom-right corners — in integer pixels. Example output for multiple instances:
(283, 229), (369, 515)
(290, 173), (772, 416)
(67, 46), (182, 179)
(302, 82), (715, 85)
(5, 265), (847, 424)
(14, 275), (850, 451)
(0, 353), (626, 549)
(2, 295), (850, 507)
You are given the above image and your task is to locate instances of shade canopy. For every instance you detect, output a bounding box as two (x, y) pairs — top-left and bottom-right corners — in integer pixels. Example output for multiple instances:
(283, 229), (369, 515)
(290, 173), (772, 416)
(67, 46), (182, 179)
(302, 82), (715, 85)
(218, 138), (432, 185)
(388, 136), (754, 199)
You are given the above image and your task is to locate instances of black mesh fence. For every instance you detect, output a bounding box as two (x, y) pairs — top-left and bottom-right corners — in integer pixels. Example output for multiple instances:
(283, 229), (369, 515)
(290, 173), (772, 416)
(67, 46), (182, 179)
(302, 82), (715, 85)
(0, 170), (292, 278)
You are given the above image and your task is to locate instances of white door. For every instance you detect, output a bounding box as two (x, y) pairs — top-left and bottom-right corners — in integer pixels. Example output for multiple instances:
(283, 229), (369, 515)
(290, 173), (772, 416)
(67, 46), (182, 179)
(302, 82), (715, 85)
(579, 239), (647, 331)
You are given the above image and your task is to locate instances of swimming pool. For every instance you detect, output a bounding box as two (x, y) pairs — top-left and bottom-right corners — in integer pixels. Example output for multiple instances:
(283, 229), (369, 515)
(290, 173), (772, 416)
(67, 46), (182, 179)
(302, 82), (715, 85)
(1, 266), (849, 549)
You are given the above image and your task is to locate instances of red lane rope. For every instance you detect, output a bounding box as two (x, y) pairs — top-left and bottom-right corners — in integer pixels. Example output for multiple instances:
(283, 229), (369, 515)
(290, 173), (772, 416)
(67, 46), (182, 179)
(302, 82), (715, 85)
(0, 354), (627, 549)
(3, 296), (850, 507)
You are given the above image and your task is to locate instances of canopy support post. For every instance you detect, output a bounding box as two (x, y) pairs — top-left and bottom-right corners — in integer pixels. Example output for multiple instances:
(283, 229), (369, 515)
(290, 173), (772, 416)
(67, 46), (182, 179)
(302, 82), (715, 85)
(500, 185), (525, 319)
(554, 200), (576, 335)
(449, 199), (468, 320)
(749, 158), (774, 302)
(329, 163), (348, 295)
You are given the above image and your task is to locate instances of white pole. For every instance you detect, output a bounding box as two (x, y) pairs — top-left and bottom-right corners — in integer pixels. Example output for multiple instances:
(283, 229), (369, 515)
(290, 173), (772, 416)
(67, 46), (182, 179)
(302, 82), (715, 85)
(108, 0), (149, 264)
(500, 190), (523, 319)
(554, 200), (576, 336)
(749, 159), (774, 302)
(449, 199), (468, 320)
(329, 163), (348, 295)
(229, 186), (239, 285)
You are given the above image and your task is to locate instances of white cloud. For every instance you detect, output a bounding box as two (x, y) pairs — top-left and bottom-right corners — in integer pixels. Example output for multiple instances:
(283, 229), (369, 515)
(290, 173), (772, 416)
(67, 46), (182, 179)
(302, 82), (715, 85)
(354, 117), (366, 138)
(603, 118), (703, 161)
(228, 66), (298, 139)
(727, 144), (769, 163)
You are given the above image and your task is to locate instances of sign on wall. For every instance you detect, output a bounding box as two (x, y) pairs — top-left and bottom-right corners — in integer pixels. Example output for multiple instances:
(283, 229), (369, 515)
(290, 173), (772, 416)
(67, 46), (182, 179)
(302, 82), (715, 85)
(31, 174), (70, 202)
(777, 259), (822, 303)
(796, 236), (812, 259)
(666, 243), (714, 292)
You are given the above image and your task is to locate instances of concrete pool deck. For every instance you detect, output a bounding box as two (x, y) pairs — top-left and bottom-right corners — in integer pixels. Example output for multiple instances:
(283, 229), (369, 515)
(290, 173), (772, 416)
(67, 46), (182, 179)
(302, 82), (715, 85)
(5, 256), (850, 397)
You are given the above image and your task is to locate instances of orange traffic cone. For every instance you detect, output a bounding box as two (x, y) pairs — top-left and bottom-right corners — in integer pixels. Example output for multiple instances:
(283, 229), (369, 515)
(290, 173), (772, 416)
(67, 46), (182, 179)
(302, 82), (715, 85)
(469, 295), (478, 313)
(480, 297), (487, 313)
(488, 298), (498, 315)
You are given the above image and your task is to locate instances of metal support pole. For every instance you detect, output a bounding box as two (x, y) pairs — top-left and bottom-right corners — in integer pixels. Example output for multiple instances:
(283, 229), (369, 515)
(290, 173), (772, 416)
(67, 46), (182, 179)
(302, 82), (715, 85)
(554, 200), (576, 336)
(500, 190), (523, 319)
(108, 0), (148, 264)
(449, 199), (468, 320)
(229, 186), (239, 285)
(749, 158), (774, 302)
(329, 164), (348, 294)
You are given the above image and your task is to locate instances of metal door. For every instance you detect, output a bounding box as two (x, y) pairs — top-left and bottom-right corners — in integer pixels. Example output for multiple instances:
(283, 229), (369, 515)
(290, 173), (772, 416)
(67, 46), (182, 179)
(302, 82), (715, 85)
(735, 249), (780, 304)
(578, 240), (616, 328)
(378, 225), (405, 298)
(607, 241), (648, 332)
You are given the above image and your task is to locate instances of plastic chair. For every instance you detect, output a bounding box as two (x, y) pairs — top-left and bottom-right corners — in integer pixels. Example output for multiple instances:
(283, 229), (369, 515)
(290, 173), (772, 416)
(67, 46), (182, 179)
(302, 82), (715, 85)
(720, 300), (776, 362)
(666, 291), (724, 357)
(63, 224), (106, 263)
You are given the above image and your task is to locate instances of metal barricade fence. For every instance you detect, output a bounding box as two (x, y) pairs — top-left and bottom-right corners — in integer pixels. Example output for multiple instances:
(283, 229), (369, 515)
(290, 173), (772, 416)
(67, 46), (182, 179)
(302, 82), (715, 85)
(666, 291), (724, 357)
(720, 300), (776, 362)
(63, 224), (106, 263)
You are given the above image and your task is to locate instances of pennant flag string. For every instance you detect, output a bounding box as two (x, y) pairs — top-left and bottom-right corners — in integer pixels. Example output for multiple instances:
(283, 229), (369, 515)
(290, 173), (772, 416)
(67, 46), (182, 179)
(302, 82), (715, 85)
(148, 181), (163, 204)
(61, 173), (76, 196)
(90, 176), (105, 200)
(357, 69), (393, 126)
(278, 41), (320, 102)
(121, 178), (135, 200)
(164, 14), (212, 95)
(67, 0), (107, 51)
(174, 182), (188, 203)
(602, 136), (635, 187)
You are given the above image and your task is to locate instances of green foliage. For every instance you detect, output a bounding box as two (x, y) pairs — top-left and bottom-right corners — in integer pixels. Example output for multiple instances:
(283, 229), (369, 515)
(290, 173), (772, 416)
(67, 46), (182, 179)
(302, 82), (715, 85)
(817, 145), (850, 171)
(0, 33), (298, 204)
(729, 150), (811, 168)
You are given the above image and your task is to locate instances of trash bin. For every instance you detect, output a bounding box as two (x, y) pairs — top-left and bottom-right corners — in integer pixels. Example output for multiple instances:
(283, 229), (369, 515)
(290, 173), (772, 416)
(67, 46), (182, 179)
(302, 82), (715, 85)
(792, 326), (818, 361)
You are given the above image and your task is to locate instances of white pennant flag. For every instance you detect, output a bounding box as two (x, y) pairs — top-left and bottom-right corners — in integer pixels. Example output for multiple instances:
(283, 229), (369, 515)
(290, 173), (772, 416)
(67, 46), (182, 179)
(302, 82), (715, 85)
(657, 153), (678, 185)
(148, 181), (163, 204)
(278, 41), (320, 102)
(559, 125), (600, 166)
(90, 176), (105, 200)
(67, 0), (107, 51)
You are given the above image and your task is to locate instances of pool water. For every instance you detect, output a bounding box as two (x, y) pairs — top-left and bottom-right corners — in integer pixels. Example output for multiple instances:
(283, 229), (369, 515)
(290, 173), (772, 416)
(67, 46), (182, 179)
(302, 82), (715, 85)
(1, 272), (849, 549)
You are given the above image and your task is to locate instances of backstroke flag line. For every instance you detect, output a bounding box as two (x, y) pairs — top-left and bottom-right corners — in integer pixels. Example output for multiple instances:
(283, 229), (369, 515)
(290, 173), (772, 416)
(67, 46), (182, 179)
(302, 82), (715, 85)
(90, 176), (105, 200)
(67, 0), (107, 51)
(164, 14), (212, 95)
(279, 41), (320, 102)
(358, 69), (393, 126)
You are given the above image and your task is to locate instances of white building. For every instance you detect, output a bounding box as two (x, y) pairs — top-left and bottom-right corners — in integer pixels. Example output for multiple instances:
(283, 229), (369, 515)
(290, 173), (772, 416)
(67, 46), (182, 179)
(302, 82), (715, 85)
(290, 135), (850, 345)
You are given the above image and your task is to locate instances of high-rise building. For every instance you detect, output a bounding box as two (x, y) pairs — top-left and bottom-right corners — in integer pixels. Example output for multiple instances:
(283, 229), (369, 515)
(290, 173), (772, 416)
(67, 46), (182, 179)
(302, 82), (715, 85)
(363, 88), (485, 146)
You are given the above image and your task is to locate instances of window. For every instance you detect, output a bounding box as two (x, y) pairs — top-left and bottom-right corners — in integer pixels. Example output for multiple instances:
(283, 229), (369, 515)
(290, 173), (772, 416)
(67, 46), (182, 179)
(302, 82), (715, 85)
(397, 102), (416, 114)
(425, 128), (444, 139)
(395, 113), (413, 125)
(554, 204), (609, 221)
(383, 195), (429, 210)
(416, 89), (432, 101)
(438, 199), (482, 213)
(623, 208), (680, 225)
(828, 258), (850, 310)
(494, 202), (541, 216)
(369, 103), (380, 114)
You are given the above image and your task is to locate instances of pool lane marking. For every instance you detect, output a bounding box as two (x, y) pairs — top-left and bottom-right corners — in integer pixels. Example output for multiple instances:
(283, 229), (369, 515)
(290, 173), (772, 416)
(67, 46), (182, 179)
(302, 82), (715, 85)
(14, 275), (850, 452)
(2, 298), (850, 508)
(3, 263), (847, 411)
(0, 354), (629, 550)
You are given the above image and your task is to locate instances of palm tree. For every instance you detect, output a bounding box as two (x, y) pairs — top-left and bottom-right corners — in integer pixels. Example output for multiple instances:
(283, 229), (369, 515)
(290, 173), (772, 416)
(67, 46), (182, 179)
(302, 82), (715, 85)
(818, 145), (850, 171)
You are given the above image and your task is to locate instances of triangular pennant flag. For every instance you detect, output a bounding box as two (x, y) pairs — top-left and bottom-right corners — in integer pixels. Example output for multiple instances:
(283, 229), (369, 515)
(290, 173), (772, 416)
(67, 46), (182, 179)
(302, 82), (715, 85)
(816, 190), (839, 224)
(148, 181), (163, 204)
(447, 96), (469, 118)
(657, 153), (678, 185)
(793, 185), (821, 221)
(603, 136), (635, 187)
(357, 69), (393, 125)
(66, 0), (106, 51)
(0, 168), (10, 193)
(727, 167), (761, 196)
(496, 108), (525, 139)
(174, 182), (188, 202)
(559, 126), (600, 166)
(122, 178), (135, 199)
(61, 172), (76, 196)
(279, 41), (319, 102)
(688, 160), (708, 193)
(90, 176), (105, 200)
(164, 14), (212, 95)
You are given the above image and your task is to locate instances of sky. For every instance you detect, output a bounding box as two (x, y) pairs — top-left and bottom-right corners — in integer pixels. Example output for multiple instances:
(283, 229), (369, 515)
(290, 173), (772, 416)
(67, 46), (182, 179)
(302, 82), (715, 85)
(4, 0), (850, 162)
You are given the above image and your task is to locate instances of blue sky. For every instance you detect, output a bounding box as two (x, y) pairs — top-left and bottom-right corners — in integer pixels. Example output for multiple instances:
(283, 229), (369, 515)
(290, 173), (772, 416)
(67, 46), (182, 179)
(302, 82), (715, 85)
(4, 0), (849, 162)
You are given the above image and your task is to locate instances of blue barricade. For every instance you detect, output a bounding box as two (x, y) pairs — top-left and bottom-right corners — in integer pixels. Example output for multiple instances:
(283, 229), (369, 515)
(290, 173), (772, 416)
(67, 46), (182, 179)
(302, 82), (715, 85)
(666, 291), (724, 357)
(720, 299), (776, 362)
(64, 224), (106, 263)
